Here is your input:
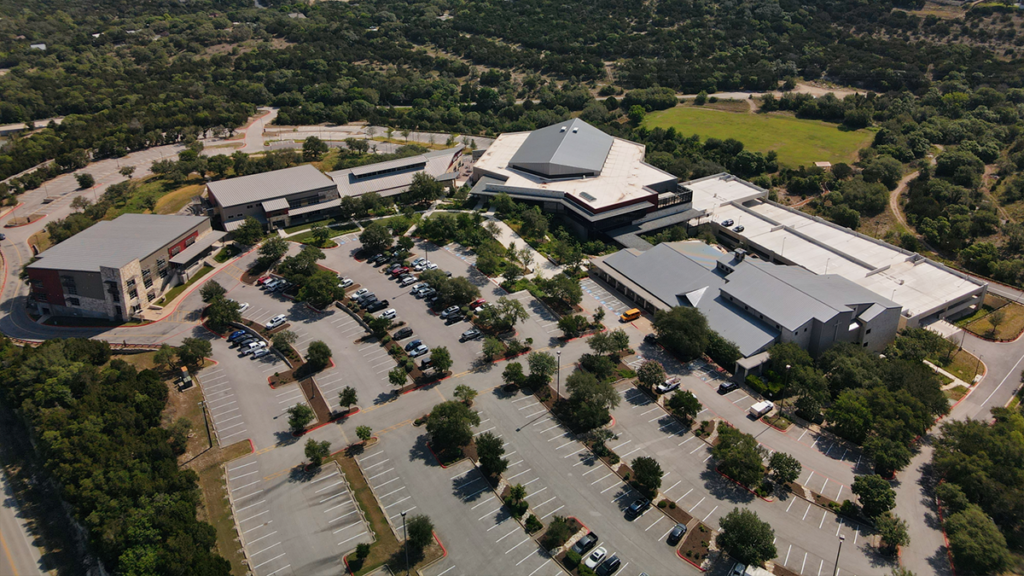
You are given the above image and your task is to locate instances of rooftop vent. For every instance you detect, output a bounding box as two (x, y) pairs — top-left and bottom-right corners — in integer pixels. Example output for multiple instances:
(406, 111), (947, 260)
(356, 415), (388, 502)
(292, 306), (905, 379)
(559, 126), (567, 132)
(734, 248), (747, 261)
(572, 127), (579, 133)
(580, 192), (597, 202)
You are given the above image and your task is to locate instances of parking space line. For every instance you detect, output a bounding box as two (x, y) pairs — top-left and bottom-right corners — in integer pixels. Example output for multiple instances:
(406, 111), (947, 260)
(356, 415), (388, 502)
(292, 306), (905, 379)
(679, 437), (695, 446)
(338, 531), (368, 545)
(496, 527), (519, 542)
(540, 505), (564, 519)
(702, 505), (718, 523)
(461, 487), (490, 502)
(377, 486), (406, 500)
(360, 451), (385, 461)
(564, 450), (587, 459)
(329, 510), (358, 523)
(528, 559), (552, 576)
(507, 469), (532, 481)
(228, 461), (257, 472)
(533, 497), (557, 510)
(230, 471), (258, 481)
(512, 396), (537, 403)
(320, 492), (351, 504)
(523, 410), (548, 419)
(689, 444), (704, 454)
(324, 501), (351, 513)
(479, 506), (503, 521)
(474, 426), (495, 436)
(532, 417), (553, 427)
(803, 503), (812, 521)
(664, 480), (681, 493)
(235, 489), (264, 500)
(600, 483), (620, 494)
(620, 446), (642, 458)
(251, 541), (282, 556)
(236, 499), (267, 513)
(253, 552), (287, 569)
(516, 549), (539, 566)
(590, 473), (613, 485)
(555, 440), (574, 450)
(819, 510), (828, 529)
(505, 537), (531, 554)
(240, 510), (270, 523)
(522, 478), (540, 487)
(365, 459), (390, 469)
(315, 480), (345, 493)
(220, 429), (249, 440)
(384, 497), (411, 509)
(390, 506), (416, 520)
(247, 530), (278, 546)
(242, 520), (271, 534)
(472, 497), (497, 510)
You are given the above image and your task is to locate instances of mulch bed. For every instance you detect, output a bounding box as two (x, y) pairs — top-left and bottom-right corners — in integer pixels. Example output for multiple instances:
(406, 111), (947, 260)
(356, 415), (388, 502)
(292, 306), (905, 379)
(4, 213), (45, 227)
(773, 564), (801, 576)
(678, 523), (712, 565)
(269, 344), (306, 387)
(812, 491), (838, 508)
(298, 377), (332, 424)
(461, 437), (478, 462)
(660, 503), (693, 526)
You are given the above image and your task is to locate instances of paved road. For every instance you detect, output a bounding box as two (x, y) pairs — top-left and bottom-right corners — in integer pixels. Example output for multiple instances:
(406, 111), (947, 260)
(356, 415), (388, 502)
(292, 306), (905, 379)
(0, 470), (46, 576)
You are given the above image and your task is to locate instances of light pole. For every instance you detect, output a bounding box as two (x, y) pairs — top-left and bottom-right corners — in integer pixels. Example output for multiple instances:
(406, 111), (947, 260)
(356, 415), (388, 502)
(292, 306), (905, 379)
(555, 350), (561, 400)
(402, 510), (410, 576)
(831, 534), (845, 576)
(782, 364), (791, 410)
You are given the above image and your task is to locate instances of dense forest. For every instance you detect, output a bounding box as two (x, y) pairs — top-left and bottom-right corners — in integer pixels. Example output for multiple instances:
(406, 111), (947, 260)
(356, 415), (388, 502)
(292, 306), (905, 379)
(0, 338), (230, 575)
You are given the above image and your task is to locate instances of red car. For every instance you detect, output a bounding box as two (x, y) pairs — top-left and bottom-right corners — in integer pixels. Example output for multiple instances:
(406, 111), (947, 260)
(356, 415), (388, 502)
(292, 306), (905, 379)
(390, 266), (409, 276)
(470, 298), (487, 310)
(256, 275), (273, 285)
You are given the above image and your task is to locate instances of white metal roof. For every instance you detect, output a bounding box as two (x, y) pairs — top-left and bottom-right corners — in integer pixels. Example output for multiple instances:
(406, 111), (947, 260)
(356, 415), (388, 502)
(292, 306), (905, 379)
(207, 165), (336, 209)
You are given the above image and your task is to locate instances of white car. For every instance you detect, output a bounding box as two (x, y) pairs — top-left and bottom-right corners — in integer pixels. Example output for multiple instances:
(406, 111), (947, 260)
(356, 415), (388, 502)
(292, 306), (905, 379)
(425, 262), (438, 270)
(413, 263), (427, 272)
(237, 302), (250, 313)
(656, 377), (680, 394)
(409, 344), (429, 358)
(353, 288), (369, 299)
(265, 314), (287, 330)
(339, 278), (354, 288)
(251, 348), (271, 359)
(584, 547), (607, 569)
(411, 257), (426, 266)
(411, 283), (428, 294)
(379, 309), (397, 320)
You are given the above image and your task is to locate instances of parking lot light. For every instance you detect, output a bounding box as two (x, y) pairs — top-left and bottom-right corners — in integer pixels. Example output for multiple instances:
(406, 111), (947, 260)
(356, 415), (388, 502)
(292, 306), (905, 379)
(556, 350), (562, 400)
(402, 510), (409, 576)
(831, 534), (845, 576)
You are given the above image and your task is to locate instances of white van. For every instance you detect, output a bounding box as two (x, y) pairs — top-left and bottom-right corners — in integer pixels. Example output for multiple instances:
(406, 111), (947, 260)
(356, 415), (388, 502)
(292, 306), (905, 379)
(748, 400), (774, 418)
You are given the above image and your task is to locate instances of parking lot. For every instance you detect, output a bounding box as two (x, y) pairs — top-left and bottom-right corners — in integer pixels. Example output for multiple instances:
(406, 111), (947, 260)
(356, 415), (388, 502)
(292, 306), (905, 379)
(610, 385), (881, 576)
(224, 453), (374, 576)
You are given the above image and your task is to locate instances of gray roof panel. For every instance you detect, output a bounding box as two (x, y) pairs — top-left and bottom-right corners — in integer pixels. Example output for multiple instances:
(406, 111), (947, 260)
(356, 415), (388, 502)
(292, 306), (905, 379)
(30, 214), (209, 272)
(208, 165), (336, 209)
(509, 118), (613, 177)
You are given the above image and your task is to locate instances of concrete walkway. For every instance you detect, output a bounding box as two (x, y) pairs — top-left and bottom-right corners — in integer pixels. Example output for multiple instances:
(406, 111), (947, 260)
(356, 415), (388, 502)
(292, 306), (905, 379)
(482, 216), (563, 279)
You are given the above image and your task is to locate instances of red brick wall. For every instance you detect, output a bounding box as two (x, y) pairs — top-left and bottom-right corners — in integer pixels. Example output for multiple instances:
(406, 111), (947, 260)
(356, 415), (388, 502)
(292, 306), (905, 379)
(26, 268), (65, 307)
(167, 231), (200, 257)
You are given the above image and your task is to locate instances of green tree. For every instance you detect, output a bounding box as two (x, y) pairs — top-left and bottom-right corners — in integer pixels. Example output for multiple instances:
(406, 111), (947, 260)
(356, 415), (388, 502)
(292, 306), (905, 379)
(542, 516), (572, 550)
(389, 366), (407, 388)
(154, 343), (176, 371)
(367, 315), (393, 338)
(305, 340), (332, 371)
(359, 221), (392, 253)
(876, 512), (910, 555)
(528, 352), (558, 383)
(545, 273), (583, 306)
(338, 386), (358, 411)
(234, 217), (264, 245)
(768, 452), (802, 485)
(565, 370), (620, 432)
(168, 418), (192, 455)
(862, 155), (903, 190)
(711, 426), (766, 488)
(482, 336), (506, 361)
(310, 223), (331, 246)
(636, 360), (665, 391)
(75, 172), (95, 189)
(502, 361), (525, 387)
(864, 436), (912, 478)
(356, 425), (372, 442)
(200, 279), (226, 303)
(631, 456), (664, 496)
(298, 269), (341, 310)
(431, 346), (453, 374)
(628, 105), (646, 123)
(476, 296), (529, 331)
(302, 136), (329, 161)
(205, 297), (242, 333)
(454, 384), (477, 405)
(653, 307), (710, 361)
(944, 505), (1012, 575)
(177, 337), (212, 370)
(287, 404), (315, 432)
(305, 438), (331, 467)
(407, 172), (446, 203)
(767, 342), (812, 373)
(119, 165), (136, 179)
(258, 236), (288, 264)
(716, 508), (777, 567)
(407, 515), (435, 553)
(398, 235), (415, 252)
(851, 474), (895, 518)
(426, 400), (481, 457)
(272, 330), (297, 352)
(826, 390), (874, 444)
(558, 314), (589, 338)
(476, 431), (508, 477)
(666, 390), (702, 422)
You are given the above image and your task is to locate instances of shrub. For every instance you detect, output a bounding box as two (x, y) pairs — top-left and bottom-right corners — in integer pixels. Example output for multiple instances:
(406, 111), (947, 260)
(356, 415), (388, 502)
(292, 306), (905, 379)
(658, 500), (667, 508)
(565, 550), (582, 569)
(355, 543), (370, 559)
(578, 566), (597, 576)
(525, 514), (543, 534)
(669, 501), (677, 509)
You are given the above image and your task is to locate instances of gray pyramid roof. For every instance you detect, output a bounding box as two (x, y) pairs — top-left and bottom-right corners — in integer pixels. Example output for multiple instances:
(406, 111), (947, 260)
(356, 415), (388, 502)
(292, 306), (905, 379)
(509, 118), (613, 178)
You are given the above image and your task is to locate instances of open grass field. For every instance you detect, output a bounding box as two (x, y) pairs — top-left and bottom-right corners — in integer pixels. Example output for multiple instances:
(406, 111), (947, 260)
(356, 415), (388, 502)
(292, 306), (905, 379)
(643, 107), (875, 168)
(155, 183), (204, 215)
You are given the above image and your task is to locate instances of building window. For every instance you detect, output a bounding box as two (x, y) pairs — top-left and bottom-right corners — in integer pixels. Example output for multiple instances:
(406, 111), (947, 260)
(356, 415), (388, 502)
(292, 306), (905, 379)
(863, 342), (869, 347)
(128, 289), (138, 300)
(185, 235), (195, 247)
(126, 278), (136, 288)
(146, 292), (155, 302)
(67, 285), (78, 295)
(157, 258), (166, 269)
(142, 268), (151, 277)
(68, 297), (80, 306)
(170, 245), (182, 256)
(865, 328), (871, 334)
(159, 267), (168, 278)
(143, 276), (153, 289)
(131, 304), (142, 314)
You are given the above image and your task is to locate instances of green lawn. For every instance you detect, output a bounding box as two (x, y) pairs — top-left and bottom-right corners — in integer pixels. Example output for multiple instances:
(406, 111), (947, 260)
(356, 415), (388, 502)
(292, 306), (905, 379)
(157, 265), (214, 306)
(643, 107), (875, 168)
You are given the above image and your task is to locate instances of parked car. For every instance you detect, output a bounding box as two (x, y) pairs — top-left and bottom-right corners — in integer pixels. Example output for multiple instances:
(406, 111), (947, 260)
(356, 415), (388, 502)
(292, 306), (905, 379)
(667, 523), (687, 545)
(411, 283), (428, 294)
(233, 336), (256, 348)
(469, 298), (487, 310)
(413, 262), (427, 272)
(251, 348), (271, 359)
(256, 275), (274, 286)
(353, 288), (369, 299)
(400, 276), (417, 287)
(420, 357), (433, 370)
(643, 333), (658, 345)
(597, 555), (621, 576)
(265, 314), (287, 330)
(393, 327), (414, 340)
(426, 262), (438, 270)
(390, 266), (409, 276)
(262, 279), (283, 291)
(379, 309), (397, 320)
(419, 288), (436, 299)
(228, 330), (247, 342)
(440, 305), (460, 319)
(460, 328), (482, 342)
(409, 344), (429, 358)
(272, 281), (291, 293)
(627, 497), (650, 518)
(241, 341), (267, 355)
(718, 381), (740, 394)
(426, 294), (440, 304)
(237, 302), (250, 313)
(733, 225), (745, 233)
(405, 339), (423, 352)
(721, 219), (734, 227)
(366, 300), (389, 313)
(339, 278), (354, 288)
(445, 313), (464, 325)
(357, 293), (376, 304)
(571, 532), (598, 556)
(411, 257), (426, 267)
(656, 377), (680, 394)
(584, 547), (607, 570)
(749, 400), (774, 418)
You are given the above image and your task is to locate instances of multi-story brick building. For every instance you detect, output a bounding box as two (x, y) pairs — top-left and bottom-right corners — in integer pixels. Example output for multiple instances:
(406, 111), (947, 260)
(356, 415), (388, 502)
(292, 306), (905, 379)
(27, 214), (223, 320)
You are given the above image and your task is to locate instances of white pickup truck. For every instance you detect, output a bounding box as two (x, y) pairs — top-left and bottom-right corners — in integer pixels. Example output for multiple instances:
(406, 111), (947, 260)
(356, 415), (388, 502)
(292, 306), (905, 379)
(748, 400), (774, 419)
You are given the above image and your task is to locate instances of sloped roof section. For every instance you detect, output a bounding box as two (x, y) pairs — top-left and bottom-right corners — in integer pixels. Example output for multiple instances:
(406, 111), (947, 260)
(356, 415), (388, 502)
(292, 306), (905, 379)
(207, 165), (336, 209)
(509, 118), (613, 177)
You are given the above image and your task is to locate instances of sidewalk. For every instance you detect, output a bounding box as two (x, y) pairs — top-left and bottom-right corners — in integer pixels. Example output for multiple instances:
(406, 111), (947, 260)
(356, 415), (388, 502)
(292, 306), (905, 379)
(137, 240), (241, 322)
(482, 216), (563, 279)
(924, 359), (972, 390)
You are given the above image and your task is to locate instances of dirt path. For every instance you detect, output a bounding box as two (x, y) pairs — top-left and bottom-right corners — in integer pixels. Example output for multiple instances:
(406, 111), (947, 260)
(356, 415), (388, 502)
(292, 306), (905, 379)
(980, 164), (1011, 222)
(889, 145), (943, 231)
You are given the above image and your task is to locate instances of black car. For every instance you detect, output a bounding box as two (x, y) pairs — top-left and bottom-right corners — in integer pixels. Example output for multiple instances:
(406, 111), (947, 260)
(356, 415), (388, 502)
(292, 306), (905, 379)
(445, 313), (464, 325)
(366, 299), (389, 313)
(597, 555), (621, 576)
(718, 381), (740, 394)
(393, 327), (414, 340)
(627, 498), (650, 518)
(460, 328), (482, 342)
(643, 333), (657, 345)
(359, 297), (378, 309)
(667, 523), (687, 545)
(570, 532), (598, 556)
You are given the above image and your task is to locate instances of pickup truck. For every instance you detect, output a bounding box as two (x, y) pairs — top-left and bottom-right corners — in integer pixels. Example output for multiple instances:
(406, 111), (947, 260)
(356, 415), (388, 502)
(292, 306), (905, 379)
(748, 400), (774, 419)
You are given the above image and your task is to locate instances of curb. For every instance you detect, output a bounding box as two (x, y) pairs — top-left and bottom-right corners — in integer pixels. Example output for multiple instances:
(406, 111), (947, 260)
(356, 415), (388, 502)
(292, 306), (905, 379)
(3, 213), (46, 228)
(677, 547), (708, 572)
(714, 467), (773, 502)
(425, 441), (466, 469)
